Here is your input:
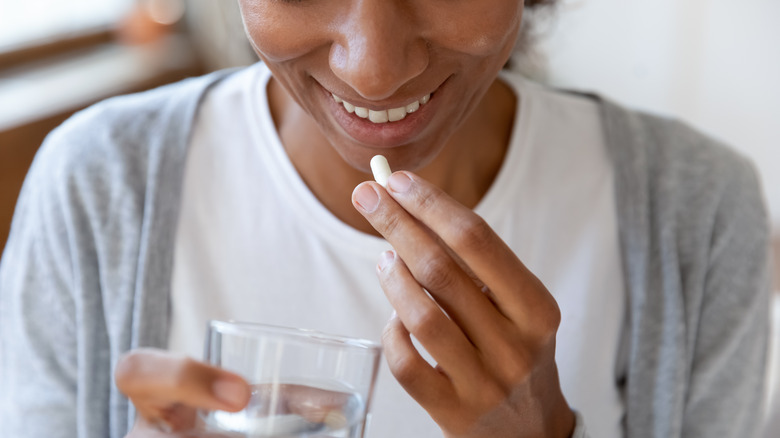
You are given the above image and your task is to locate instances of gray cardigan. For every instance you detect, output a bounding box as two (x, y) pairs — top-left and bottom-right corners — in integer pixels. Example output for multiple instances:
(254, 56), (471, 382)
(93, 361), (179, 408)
(0, 68), (771, 438)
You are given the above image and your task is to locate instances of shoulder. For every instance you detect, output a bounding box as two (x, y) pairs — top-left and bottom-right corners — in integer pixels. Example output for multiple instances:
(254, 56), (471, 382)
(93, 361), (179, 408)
(599, 99), (765, 229)
(9, 68), (244, 259)
(600, 99), (758, 194)
(18, 68), (243, 222)
(35, 69), (239, 179)
(600, 98), (769, 304)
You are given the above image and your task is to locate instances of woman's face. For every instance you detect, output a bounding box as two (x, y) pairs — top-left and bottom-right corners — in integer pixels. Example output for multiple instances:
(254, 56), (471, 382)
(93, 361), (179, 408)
(238, 0), (524, 171)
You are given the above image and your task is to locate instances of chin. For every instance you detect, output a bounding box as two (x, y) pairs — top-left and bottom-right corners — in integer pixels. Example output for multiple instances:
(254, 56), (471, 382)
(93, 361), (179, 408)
(323, 123), (453, 175)
(337, 143), (442, 176)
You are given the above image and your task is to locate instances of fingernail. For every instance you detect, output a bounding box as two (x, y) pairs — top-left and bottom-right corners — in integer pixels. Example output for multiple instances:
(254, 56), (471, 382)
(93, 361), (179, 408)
(354, 184), (380, 213)
(212, 379), (248, 407)
(387, 172), (412, 193)
(377, 250), (396, 272)
(388, 310), (398, 322)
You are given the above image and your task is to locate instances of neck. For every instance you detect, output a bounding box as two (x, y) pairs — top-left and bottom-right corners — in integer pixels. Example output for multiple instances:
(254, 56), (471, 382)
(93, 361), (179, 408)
(267, 77), (516, 237)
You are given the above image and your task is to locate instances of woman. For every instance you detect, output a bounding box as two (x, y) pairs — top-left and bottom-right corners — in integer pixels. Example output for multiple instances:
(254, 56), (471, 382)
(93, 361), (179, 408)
(0, 1), (771, 437)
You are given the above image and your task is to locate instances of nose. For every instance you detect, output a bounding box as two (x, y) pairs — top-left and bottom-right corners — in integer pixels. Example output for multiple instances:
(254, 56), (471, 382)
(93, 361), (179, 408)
(330, 1), (428, 102)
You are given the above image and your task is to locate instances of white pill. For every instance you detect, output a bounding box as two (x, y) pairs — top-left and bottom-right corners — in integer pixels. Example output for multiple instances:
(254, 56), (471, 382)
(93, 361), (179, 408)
(370, 155), (392, 187)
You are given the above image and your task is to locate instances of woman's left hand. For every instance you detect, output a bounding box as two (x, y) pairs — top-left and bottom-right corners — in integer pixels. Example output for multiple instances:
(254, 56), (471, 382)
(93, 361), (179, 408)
(352, 171), (575, 438)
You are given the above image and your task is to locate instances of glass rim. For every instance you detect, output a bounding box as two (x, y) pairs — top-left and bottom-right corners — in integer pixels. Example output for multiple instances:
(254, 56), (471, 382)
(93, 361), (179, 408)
(207, 320), (383, 352)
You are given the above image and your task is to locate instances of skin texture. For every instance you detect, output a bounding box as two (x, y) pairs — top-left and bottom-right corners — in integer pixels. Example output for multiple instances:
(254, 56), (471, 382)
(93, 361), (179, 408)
(117, 1), (575, 437)
(115, 349), (251, 436)
(252, 0), (518, 235)
(353, 172), (574, 437)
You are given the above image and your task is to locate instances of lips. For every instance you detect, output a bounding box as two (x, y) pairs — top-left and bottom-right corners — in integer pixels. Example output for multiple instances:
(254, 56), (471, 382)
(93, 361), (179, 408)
(320, 79), (446, 148)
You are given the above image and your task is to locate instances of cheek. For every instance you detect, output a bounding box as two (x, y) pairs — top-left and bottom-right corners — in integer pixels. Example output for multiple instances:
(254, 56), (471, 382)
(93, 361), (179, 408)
(426, 3), (523, 57)
(237, 1), (330, 63)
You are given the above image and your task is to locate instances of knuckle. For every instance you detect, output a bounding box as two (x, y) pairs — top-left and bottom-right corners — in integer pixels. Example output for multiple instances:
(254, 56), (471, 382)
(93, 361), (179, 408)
(387, 354), (421, 387)
(379, 210), (404, 239)
(530, 296), (562, 343)
(450, 214), (494, 253)
(414, 186), (441, 215)
(405, 306), (444, 340)
(544, 300), (562, 333)
(418, 254), (458, 292)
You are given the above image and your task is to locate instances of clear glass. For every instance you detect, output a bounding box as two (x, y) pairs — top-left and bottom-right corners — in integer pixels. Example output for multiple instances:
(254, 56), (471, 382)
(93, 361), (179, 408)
(199, 321), (382, 438)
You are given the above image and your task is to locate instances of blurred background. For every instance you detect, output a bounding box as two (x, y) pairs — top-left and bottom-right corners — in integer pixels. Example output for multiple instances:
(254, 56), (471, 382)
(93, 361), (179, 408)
(0, 0), (777, 434)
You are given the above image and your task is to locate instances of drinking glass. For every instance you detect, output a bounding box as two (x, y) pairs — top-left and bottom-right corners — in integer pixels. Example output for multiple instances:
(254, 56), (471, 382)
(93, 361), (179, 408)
(199, 321), (382, 438)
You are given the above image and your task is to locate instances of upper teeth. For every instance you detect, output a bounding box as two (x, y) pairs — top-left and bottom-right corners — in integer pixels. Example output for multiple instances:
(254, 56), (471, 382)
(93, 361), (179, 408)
(332, 93), (431, 124)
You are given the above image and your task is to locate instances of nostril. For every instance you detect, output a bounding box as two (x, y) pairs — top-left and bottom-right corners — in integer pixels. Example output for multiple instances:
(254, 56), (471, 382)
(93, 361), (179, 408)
(328, 41), (429, 102)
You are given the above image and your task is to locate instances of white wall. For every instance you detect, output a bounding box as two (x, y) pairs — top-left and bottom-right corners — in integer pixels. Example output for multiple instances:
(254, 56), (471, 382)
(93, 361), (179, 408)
(536, 0), (780, 227)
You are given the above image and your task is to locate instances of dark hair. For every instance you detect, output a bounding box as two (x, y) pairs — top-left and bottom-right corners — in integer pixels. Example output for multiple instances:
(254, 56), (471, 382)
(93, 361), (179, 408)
(508, 0), (559, 71)
(520, 0), (558, 48)
(525, 0), (555, 6)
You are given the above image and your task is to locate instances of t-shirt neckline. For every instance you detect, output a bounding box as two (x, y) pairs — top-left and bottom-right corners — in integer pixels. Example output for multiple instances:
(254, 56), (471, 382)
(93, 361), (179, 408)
(245, 63), (535, 258)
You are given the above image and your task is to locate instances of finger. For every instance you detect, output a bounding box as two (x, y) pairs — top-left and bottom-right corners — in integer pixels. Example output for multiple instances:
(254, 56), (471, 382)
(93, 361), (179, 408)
(132, 406), (196, 435)
(415, 220), (488, 291)
(115, 349), (251, 416)
(376, 250), (483, 381)
(352, 182), (507, 346)
(415, 223), (504, 314)
(279, 384), (355, 427)
(130, 416), (229, 438)
(249, 383), (353, 423)
(381, 313), (456, 416)
(384, 171), (557, 325)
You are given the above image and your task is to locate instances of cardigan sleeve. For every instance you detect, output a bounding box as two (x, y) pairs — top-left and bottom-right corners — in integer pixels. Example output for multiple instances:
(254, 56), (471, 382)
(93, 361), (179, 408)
(1, 70), (234, 438)
(0, 128), (82, 438)
(0, 99), (137, 438)
(681, 153), (771, 437)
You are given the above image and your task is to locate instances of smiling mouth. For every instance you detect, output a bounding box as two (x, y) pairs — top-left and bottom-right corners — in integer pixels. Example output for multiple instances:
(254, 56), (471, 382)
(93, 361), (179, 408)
(329, 92), (432, 124)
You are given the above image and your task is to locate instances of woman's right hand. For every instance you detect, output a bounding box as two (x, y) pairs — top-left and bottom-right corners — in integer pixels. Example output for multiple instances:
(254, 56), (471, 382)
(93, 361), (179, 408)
(115, 348), (251, 436)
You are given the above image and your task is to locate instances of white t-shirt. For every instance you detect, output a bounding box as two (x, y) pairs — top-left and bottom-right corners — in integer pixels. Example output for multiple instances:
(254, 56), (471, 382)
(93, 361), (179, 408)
(169, 63), (626, 437)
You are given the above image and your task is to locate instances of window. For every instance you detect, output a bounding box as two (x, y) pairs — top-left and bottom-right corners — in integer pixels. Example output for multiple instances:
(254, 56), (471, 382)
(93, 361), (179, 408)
(0, 0), (199, 253)
(0, 0), (133, 50)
